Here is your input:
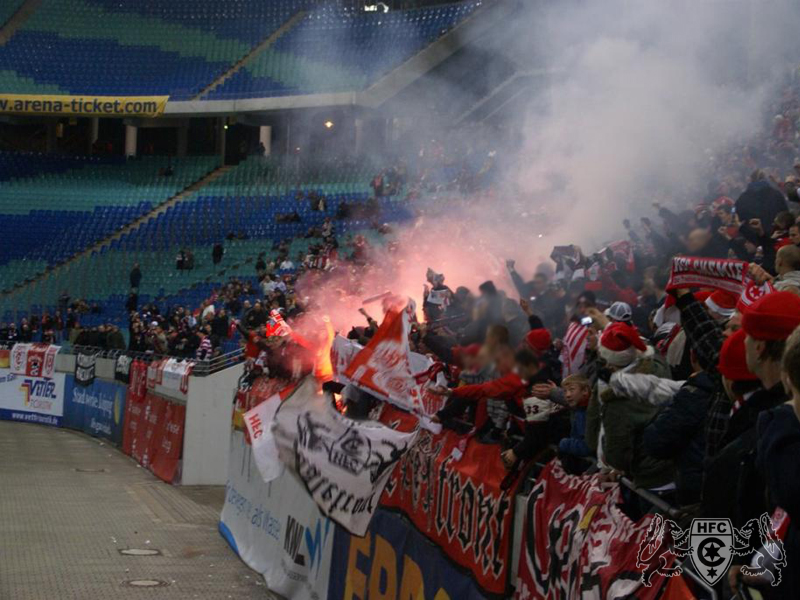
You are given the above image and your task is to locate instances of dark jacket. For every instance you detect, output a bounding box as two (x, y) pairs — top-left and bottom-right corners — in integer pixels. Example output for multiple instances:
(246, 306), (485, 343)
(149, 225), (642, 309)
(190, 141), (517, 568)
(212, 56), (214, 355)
(643, 372), (715, 505)
(129, 267), (142, 289)
(736, 180), (788, 241)
(756, 404), (800, 599)
(587, 356), (674, 489)
(558, 407), (590, 457)
(702, 383), (788, 528)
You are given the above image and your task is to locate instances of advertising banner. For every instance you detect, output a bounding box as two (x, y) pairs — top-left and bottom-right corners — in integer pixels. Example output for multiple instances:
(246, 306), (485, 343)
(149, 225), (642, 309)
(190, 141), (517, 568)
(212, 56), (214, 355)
(0, 94), (169, 118)
(122, 359), (147, 456)
(63, 376), (127, 445)
(328, 508), (489, 600)
(273, 378), (419, 536)
(74, 351), (98, 387)
(219, 429), (333, 600)
(149, 401), (185, 484)
(515, 460), (668, 600)
(10, 343), (59, 379)
(379, 404), (521, 598)
(0, 368), (65, 426)
(122, 360), (185, 484)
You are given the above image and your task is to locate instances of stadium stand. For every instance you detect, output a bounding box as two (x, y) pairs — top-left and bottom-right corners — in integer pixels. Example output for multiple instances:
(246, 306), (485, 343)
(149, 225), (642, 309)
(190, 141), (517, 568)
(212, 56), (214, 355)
(0, 153), (411, 334)
(0, 0), (25, 29)
(0, 0), (480, 100)
(0, 155), (220, 292)
(206, 2), (481, 98)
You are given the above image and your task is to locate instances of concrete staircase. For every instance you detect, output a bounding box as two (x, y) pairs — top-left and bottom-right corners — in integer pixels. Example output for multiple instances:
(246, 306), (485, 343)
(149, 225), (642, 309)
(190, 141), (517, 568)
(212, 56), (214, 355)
(0, 0), (41, 45)
(194, 11), (308, 100)
(0, 164), (233, 300)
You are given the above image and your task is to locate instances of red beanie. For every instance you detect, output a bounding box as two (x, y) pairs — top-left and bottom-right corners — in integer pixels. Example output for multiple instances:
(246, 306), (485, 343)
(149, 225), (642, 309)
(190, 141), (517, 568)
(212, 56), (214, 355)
(452, 343), (480, 364)
(717, 329), (758, 381)
(741, 291), (800, 341)
(694, 290), (713, 303)
(598, 322), (647, 367)
(525, 328), (552, 354)
(705, 290), (738, 318)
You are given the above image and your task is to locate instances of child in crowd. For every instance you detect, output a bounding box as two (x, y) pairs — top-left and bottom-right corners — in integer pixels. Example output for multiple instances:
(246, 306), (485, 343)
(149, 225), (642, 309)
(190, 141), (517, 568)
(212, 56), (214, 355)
(557, 374), (592, 461)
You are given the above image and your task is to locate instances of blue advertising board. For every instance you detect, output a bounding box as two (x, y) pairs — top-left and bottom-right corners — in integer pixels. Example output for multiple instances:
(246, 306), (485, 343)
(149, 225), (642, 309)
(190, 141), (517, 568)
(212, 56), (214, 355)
(63, 376), (127, 446)
(328, 508), (489, 600)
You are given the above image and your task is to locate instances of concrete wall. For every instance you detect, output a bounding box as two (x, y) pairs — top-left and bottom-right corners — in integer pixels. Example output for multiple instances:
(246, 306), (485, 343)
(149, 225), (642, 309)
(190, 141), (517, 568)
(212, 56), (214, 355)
(181, 363), (243, 485)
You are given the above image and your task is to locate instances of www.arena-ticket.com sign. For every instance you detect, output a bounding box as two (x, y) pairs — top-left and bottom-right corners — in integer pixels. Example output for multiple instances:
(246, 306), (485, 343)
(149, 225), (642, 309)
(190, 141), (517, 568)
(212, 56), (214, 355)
(0, 94), (168, 118)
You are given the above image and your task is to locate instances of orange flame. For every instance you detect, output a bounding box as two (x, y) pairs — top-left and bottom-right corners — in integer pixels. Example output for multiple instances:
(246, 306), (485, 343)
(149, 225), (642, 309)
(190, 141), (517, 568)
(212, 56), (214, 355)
(313, 316), (335, 382)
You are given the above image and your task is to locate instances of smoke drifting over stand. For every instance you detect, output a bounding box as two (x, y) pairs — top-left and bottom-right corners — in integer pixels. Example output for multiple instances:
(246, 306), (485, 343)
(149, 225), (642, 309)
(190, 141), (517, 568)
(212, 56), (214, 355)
(298, 0), (800, 331)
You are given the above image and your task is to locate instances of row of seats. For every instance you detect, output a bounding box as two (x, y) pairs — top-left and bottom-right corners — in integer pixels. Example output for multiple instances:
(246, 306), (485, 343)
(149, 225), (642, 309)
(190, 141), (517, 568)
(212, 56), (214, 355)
(0, 0), (479, 100)
(87, 0), (312, 46)
(0, 152), (411, 328)
(0, 155), (219, 291)
(207, 2), (480, 99)
(0, 0), (23, 28)
(0, 151), (120, 182)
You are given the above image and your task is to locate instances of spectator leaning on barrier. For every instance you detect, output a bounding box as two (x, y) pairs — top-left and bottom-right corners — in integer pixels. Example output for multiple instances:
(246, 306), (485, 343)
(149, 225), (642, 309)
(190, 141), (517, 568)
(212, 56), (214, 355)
(586, 321), (675, 508)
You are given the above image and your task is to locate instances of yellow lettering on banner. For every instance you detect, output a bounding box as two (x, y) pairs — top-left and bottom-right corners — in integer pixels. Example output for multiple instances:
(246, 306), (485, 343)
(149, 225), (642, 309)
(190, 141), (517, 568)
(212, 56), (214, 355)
(369, 535), (398, 600)
(398, 555), (425, 600)
(344, 532), (370, 600)
(433, 590), (451, 600)
(0, 94), (168, 118)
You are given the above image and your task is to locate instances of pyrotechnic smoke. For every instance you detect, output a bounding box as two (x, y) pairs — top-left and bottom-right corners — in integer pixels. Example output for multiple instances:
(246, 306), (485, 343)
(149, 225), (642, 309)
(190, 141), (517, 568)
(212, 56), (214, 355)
(295, 0), (800, 333)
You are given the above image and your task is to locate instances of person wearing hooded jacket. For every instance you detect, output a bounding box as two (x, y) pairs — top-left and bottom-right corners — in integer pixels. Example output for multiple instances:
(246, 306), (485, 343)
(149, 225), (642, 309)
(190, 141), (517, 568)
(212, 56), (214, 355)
(586, 322), (674, 495)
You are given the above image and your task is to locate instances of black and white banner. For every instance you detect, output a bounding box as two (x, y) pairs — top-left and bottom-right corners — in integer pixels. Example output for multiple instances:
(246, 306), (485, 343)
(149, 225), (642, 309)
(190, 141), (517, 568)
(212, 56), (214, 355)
(273, 377), (419, 536)
(115, 354), (132, 384)
(75, 351), (98, 387)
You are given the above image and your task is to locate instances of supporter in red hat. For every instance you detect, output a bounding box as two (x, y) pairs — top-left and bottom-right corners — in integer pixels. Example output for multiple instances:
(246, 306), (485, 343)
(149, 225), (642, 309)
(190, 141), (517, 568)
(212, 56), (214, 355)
(704, 290), (737, 320)
(451, 343), (480, 366)
(742, 290), (800, 390)
(598, 322), (650, 368)
(742, 291), (800, 343)
(524, 328), (552, 355)
(718, 329), (758, 382)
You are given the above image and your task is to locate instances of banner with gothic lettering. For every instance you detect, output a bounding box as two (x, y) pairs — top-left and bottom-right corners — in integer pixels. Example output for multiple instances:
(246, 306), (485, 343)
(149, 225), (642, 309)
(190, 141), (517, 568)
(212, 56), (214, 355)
(515, 460), (668, 600)
(273, 378), (419, 536)
(378, 404), (522, 598)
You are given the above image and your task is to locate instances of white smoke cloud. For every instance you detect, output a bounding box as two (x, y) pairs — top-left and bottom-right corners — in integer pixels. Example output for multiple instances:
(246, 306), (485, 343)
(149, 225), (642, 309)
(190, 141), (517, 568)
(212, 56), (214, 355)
(514, 0), (800, 245)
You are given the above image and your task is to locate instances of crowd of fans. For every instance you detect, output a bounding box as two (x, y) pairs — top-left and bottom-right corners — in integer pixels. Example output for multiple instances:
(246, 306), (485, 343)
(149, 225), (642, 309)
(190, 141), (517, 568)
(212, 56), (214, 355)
(2, 64), (800, 600)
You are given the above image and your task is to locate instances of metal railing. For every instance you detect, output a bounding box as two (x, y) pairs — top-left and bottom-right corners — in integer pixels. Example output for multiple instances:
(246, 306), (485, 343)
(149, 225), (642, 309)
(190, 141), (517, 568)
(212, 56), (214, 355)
(64, 344), (244, 377)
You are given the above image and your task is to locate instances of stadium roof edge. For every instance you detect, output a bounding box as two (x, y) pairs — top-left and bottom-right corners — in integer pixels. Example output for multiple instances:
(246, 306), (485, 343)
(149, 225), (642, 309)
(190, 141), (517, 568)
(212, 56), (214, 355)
(164, 0), (515, 117)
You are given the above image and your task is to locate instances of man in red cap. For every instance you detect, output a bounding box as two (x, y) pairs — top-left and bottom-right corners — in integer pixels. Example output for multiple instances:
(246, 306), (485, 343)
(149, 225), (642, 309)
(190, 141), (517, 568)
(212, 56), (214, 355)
(710, 291), (800, 589)
(742, 291), (800, 393)
(748, 326), (800, 598)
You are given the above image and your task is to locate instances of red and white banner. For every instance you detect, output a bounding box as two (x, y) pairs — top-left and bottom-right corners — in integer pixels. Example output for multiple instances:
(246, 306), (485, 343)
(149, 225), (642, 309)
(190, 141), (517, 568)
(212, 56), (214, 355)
(10, 343), (59, 379)
(737, 278), (776, 311)
(149, 400), (185, 484)
(667, 257), (748, 294)
(560, 322), (590, 377)
(515, 461), (669, 600)
(160, 358), (193, 395)
(339, 309), (447, 418)
(242, 385), (293, 483)
(342, 307), (426, 413)
(122, 358), (185, 484)
(379, 404), (522, 597)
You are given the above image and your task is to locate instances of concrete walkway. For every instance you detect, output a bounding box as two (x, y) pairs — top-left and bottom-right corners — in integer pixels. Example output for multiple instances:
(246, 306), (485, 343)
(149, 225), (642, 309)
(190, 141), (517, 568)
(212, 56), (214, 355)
(0, 422), (273, 599)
